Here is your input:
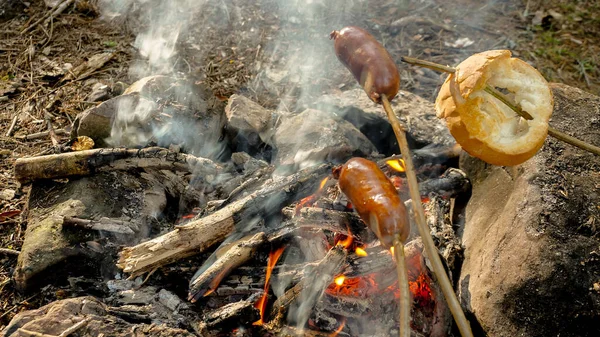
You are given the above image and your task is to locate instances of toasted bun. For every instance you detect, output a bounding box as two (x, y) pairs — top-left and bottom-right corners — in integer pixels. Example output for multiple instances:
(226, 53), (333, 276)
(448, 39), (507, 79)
(435, 50), (553, 166)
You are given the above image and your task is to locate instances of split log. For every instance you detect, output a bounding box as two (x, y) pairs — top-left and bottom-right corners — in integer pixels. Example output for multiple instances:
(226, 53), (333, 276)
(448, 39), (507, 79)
(14, 147), (225, 184)
(195, 294), (261, 336)
(61, 216), (138, 235)
(117, 164), (331, 278)
(269, 245), (347, 326)
(188, 232), (267, 302)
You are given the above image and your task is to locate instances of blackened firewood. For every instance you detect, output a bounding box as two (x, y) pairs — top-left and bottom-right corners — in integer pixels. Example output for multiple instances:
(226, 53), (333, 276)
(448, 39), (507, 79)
(117, 164), (331, 278)
(188, 232), (267, 302)
(269, 245), (347, 327)
(418, 168), (470, 199)
(195, 294), (261, 336)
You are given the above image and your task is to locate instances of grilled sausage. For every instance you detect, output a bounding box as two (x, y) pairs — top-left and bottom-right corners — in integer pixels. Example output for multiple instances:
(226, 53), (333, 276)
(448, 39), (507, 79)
(336, 157), (409, 248)
(330, 26), (400, 104)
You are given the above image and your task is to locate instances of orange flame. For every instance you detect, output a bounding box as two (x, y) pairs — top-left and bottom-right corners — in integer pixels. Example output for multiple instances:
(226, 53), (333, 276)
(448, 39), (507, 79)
(387, 159), (406, 172)
(254, 246), (285, 325)
(329, 318), (346, 337)
(294, 177), (330, 216)
(335, 234), (353, 249)
(355, 247), (368, 257)
(319, 177), (329, 190)
(334, 275), (345, 286)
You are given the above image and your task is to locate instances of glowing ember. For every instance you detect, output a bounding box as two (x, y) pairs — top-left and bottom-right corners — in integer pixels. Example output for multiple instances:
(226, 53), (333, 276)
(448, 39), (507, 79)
(335, 233), (353, 249)
(386, 158), (406, 172)
(355, 247), (368, 257)
(254, 246), (285, 325)
(334, 275), (345, 286)
(409, 273), (434, 308)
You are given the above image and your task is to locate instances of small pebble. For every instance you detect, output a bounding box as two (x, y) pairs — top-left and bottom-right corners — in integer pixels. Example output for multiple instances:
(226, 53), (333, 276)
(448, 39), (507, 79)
(0, 189), (15, 200)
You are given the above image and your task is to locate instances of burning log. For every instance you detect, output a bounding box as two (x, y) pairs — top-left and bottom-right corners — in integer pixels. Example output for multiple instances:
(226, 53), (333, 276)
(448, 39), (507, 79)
(117, 164), (331, 278)
(380, 143), (462, 169)
(282, 207), (375, 243)
(14, 147), (225, 184)
(188, 232), (267, 301)
(268, 245), (347, 327)
(195, 296), (261, 336)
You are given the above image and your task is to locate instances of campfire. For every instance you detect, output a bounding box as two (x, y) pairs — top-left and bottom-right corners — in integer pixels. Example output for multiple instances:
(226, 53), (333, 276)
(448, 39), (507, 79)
(4, 1), (600, 337)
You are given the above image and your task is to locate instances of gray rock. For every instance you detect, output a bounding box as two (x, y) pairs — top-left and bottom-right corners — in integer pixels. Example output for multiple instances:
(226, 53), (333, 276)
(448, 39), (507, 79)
(225, 94), (279, 145)
(0, 188), (15, 200)
(458, 83), (600, 337)
(71, 94), (143, 147)
(13, 171), (165, 290)
(314, 89), (455, 155)
(273, 108), (376, 172)
(1, 296), (195, 337)
(71, 75), (228, 160)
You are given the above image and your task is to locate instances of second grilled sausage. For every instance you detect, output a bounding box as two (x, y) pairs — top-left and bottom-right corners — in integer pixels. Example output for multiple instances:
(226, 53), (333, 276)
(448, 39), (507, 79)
(337, 157), (409, 248)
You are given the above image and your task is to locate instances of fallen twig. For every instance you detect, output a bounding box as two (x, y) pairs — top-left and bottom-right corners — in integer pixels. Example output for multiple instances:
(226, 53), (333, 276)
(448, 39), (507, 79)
(20, 0), (69, 34)
(16, 129), (68, 141)
(6, 114), (18, 137)
(0, 247), (20, 256)
(14, 147), (225, 184)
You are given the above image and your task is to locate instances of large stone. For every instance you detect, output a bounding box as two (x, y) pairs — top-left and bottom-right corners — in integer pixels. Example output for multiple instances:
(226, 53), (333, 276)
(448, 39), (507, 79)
(71, 75), (229, 160)
(71, 94), (143, 148)
(273, 108), (376, 172)
(1, 296), (194, 337)
(458, 83), (600, 337)
(13, 171), (169, 290)
(314, 89), (455, 155)
(225, 94), (279, 145)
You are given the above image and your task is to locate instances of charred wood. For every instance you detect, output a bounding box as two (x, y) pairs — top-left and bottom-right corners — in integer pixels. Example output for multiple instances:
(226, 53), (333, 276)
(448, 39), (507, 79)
(14, 147), (225, 184)
(379, 144), (462, 168)
(418, 168), (470, 199)
(195, 294), (261, 336)
(61, 216), (138, 235)
(282, 207), (375, 243)
(117, 164), (331, 278)
(188, 232), (267, 302)
(269, 245), (347, 327)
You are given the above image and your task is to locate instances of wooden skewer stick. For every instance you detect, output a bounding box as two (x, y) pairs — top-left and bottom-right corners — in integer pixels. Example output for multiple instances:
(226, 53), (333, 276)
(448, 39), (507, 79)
(392, 238), (411, 337)
(401, 56), (600, 157)
(381, 94), (474, 337)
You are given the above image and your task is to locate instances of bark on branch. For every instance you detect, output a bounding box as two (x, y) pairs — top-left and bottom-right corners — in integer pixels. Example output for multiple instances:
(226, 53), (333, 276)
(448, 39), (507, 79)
(14, 147), (224, 184)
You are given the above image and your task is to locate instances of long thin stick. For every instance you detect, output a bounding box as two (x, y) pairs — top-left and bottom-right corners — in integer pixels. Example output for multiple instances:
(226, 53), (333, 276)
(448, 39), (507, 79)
(402, 56), (600, 157)
(393, 238), (411, 337)
(382, 94), (473, 337)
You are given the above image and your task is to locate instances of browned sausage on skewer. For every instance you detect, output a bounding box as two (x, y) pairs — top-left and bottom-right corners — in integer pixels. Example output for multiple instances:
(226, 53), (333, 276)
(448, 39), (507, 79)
(335, 157), (409, 248)
(330, 26), (400, 104)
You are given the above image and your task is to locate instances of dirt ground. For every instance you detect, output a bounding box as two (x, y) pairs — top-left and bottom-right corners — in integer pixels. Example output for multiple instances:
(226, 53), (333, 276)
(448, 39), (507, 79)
(1, 0), (598, 330)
